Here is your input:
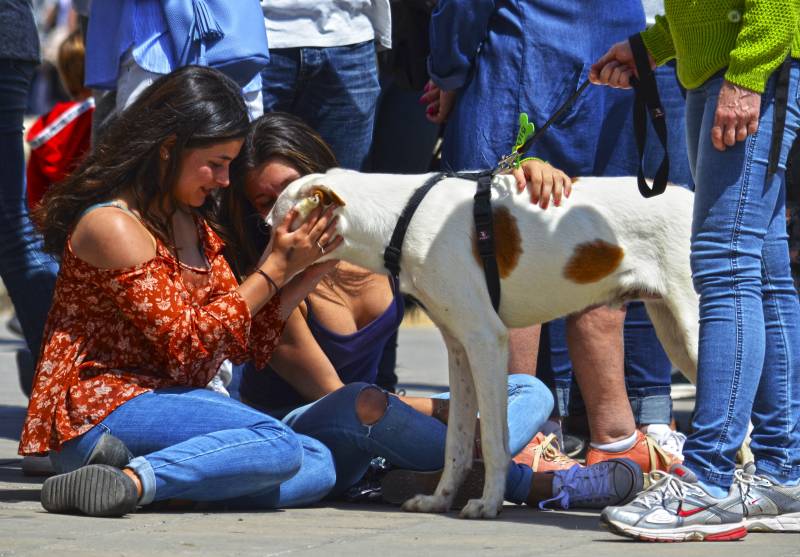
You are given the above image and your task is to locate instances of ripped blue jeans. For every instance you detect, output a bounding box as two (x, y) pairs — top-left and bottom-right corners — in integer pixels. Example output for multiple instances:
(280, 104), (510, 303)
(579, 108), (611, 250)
(281, 374), (553, 502)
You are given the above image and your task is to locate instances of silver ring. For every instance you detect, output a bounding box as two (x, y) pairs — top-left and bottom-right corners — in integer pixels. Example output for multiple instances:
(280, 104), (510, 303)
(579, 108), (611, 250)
(317, 241), (325, 255)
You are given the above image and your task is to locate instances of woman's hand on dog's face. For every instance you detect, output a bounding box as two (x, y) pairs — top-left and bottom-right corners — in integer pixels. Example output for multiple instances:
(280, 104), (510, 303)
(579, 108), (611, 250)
(266, 205), (343, 279)
(512, 158), (572, 210)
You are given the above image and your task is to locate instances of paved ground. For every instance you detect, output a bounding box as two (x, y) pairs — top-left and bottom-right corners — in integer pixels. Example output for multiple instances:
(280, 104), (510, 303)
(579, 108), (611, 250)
(0, 307), (797, 556)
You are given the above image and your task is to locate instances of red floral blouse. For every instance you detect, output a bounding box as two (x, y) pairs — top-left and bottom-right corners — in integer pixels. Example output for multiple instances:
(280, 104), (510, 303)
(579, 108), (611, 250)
(19, 219), (284, 455)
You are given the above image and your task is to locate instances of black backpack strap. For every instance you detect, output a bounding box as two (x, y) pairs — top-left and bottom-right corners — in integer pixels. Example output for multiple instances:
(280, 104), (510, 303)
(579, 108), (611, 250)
(768, 56), (792, 179)
(384, 172), (445, 277)
(629, 32), (670, 198)
(473, 173), (501, 311)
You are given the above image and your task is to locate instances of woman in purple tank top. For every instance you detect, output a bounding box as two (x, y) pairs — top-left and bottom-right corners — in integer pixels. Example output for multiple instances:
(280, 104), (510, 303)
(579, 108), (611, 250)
(218, 112), (644, 511)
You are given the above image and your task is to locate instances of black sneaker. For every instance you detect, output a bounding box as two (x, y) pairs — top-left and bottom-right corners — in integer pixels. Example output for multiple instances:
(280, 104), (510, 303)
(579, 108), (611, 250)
(86, 433), (133, 469)
(381, 461), (485, 509)
(41, 464), (139, 517)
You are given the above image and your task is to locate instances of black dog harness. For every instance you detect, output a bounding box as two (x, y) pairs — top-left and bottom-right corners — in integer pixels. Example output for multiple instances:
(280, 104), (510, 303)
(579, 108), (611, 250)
(383, 170), (502, 311)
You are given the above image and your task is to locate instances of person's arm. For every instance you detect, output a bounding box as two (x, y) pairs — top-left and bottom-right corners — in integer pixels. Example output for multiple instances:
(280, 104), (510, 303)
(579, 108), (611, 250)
(428, 0), (496, 92)
(267, 307), (346, 402)
(726, 0), (799, 94)
(640, 14), (676, 67)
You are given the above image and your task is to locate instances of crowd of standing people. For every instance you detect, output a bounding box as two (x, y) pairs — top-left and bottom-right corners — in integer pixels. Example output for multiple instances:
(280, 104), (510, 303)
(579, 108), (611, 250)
(1, 0), (799, 544)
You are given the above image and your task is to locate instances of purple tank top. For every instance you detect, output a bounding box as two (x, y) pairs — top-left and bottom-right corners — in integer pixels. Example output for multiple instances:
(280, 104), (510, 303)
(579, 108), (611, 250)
(240, 276), (405, 414)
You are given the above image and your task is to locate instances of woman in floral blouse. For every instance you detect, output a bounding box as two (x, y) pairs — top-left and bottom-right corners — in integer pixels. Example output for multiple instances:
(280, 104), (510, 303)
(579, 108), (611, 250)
(20, 66), (343, 517)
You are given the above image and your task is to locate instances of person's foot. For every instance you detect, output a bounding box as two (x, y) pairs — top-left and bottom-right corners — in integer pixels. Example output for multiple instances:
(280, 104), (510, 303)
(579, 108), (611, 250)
(644, 425), (687, 461)
(21, 455), (55, 477)
(735, 465), (800, 532)
(586, 430), (680, 477)
(41, 464), (139, 517)
(538, 458), (643, 510)
(86, 433), (133, 468)
(601, 465), (747, 542)
(16, 348), (35, 398)
(380, 461), (485, 509)
(513, 432), (580, 472)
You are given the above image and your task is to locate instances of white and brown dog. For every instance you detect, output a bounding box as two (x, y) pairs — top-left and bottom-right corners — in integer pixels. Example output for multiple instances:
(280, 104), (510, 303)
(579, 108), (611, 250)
(267, 169), (698, 519)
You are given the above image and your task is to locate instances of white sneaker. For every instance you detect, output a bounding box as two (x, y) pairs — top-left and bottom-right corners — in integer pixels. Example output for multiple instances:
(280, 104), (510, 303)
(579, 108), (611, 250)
(645, 425), (686, 461)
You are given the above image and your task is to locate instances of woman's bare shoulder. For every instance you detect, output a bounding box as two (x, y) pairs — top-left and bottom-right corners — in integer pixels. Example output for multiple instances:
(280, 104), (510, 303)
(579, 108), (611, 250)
(70, 207), (157, 269)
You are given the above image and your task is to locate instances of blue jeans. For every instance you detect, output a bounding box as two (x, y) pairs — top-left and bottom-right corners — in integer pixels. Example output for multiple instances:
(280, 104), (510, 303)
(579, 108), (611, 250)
(281, 374), (553, 504)
(0, 59), (58, 356)
(684, 63), (800, 490)
(51, 388), (337, 508)
(261, 40), (381, 170)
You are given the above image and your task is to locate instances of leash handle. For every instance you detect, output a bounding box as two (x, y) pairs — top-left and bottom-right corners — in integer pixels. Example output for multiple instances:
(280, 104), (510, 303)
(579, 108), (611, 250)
(629, 32), (670, 198)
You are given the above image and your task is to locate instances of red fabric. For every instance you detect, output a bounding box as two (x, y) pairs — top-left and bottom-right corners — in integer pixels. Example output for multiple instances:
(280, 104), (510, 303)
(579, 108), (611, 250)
(19, 219), (285, 455)
(25, 100), (94, 210)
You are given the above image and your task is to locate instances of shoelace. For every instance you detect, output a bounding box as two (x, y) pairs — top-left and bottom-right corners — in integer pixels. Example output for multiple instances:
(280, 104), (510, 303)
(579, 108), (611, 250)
(655, 430), (687, 458)
(643, 434), (681, 470)
(532, 434), (575, 469)
(538, 462), (611, 510)
(634, 471), (706, 510)
(733, 468), (774, 507)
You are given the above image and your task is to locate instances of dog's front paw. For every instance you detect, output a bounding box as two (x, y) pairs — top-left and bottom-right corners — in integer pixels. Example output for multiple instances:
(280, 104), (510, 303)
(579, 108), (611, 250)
(402, 494), (450, 513)
(459, 498), (503, 519)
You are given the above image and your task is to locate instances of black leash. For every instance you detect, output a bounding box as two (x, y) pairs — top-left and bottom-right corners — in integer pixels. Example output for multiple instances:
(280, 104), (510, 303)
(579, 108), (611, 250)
(629, 32), (670, 198)
(495, 81), (590, 173)
(769, 56), (792, 179)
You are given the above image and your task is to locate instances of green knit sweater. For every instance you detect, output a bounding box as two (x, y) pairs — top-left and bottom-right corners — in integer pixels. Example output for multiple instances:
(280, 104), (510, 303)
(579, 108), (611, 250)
(641, 0), (800, 93)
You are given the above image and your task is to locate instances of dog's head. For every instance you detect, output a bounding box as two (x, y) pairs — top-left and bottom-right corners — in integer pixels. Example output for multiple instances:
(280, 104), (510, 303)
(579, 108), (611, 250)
(265, 172), (347, 231)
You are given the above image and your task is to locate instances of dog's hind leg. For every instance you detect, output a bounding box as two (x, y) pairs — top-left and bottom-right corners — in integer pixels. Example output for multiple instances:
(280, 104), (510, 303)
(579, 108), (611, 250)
(643, 294), (698, 385)
(403, 332), (478, 514)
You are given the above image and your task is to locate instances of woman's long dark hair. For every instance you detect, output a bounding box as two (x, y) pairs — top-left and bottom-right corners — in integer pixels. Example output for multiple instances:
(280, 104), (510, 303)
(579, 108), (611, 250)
(35, 65), (250, 254)
(220, 112), (338, 278)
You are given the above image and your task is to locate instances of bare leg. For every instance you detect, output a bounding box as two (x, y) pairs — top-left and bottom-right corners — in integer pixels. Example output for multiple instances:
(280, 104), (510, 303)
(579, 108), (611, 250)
(507, 325), (540, 376)
(566, 305), (636, 444)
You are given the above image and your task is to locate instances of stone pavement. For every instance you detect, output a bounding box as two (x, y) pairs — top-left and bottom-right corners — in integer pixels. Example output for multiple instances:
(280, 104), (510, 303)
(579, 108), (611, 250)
(0, 308), (797, 556)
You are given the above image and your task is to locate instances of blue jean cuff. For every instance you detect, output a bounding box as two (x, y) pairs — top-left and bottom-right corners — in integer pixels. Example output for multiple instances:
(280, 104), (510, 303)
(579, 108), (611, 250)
(127, 456), (156, 506)
(755, 458), (800, 486)
(682, 459), (734, 491)
(506, 463), (532, 505)
(628, 394), (673, 426)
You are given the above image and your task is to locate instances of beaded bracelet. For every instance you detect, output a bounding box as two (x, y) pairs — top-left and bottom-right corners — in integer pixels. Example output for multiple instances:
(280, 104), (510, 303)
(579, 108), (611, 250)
(254, 268), (280, 293)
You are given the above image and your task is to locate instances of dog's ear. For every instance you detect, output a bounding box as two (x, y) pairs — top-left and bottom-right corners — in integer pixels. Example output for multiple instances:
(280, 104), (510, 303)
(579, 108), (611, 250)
(309, 185), (346, 208)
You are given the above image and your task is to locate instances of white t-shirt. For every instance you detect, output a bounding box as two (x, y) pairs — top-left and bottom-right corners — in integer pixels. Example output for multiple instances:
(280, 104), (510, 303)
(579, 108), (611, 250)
(262, 0), (391, 50)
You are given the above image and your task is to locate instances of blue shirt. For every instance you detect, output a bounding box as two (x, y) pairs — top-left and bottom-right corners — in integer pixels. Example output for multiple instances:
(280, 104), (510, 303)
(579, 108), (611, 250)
(86, 0), (261, 93)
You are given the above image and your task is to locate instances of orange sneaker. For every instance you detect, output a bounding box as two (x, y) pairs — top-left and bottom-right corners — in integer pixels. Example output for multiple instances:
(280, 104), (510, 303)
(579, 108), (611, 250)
(513, 432), (580, 472)
(585, 430), (680, 475)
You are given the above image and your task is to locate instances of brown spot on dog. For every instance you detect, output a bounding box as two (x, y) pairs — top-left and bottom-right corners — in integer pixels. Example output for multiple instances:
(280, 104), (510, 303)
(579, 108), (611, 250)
(471, 206), (523, 278)
(310, 186), (346, 207)
(563, 240), (624, 284)
(571, 177), (579, 184)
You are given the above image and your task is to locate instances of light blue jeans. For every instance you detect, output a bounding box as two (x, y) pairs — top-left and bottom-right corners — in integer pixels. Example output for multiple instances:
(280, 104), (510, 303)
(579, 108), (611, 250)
(684, 62), (800, 490)
(51, 387), (336, 508)
(0, 59), (58, 357)
(281, 374), (554, 503)
(261, 40), (381, 170)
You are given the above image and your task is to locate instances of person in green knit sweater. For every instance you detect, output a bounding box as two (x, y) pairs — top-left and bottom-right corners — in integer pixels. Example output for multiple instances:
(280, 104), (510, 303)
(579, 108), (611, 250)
(590, 0), (800, 543)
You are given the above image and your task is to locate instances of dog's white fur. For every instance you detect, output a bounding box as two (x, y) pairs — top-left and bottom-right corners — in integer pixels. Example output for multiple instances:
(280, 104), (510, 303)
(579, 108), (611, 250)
(267, 169), (698, 519)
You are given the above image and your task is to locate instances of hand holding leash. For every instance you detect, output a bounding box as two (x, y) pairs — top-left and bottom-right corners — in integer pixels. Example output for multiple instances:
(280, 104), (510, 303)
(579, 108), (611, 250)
(590, 39), (654, 89)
